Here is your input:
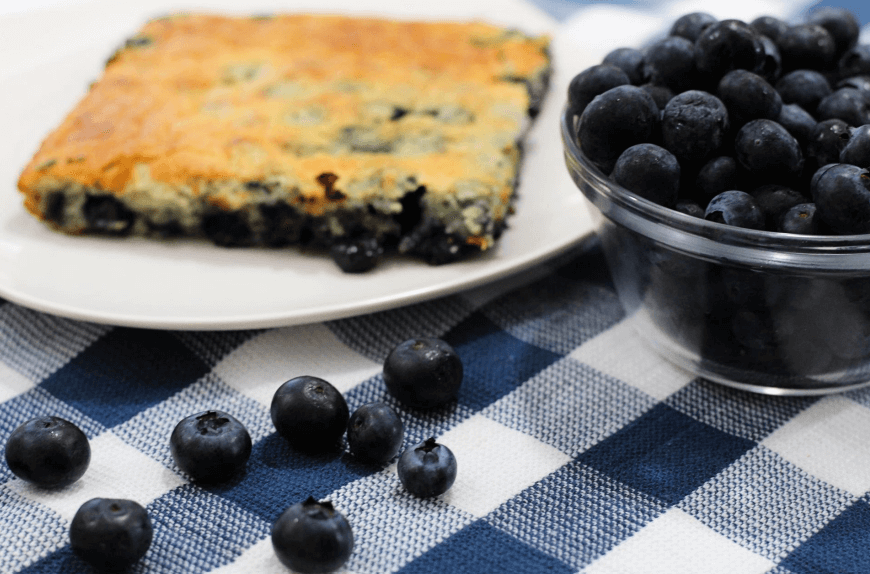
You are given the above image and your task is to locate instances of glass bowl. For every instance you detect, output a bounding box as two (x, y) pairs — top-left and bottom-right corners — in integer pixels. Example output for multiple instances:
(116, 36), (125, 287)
(561, 108), (870, 395)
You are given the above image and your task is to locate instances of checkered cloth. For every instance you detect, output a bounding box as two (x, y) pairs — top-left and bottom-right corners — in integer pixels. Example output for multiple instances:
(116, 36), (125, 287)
(4, 0), (870, 573)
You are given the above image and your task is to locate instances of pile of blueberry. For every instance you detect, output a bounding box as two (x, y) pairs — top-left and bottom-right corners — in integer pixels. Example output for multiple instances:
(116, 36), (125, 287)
(569, 8), (870, 234)
(3, 337), (462, 573)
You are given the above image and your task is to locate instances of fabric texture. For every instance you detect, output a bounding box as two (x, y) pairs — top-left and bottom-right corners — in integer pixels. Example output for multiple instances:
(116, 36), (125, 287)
(3, 0), (870, 573)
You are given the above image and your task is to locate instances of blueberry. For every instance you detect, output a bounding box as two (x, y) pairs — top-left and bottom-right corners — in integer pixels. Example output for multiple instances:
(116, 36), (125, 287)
(696, 156), (740, 200)
(70, 498), (152, 572)
(779, 202), (820, 234)
(611, 143), (680, 208)
(704, 190), (765, 229)
(602, 47), (646, 85)
(756, 35), (782, 84)
(841, 124), (870, 167)
(717, 69), (782, 127)
(567, 64), (630, 116)
(778, 24), (836, 72)
(383, 337), (463, 408)
(271, 497), (353, 574)
(777, 103), (817, 147)
(775, 69), (832, 115)
(670, 12), (717, 42)
(807, 7), (860, 57)
(751, 184), (807, 229)
(169, 410), (252, 482)
(640, 83), (674, 111)
(202, 211), (253, 247)
(817, 88), (870, 127)
(837, 75), (870, 92)
(397, 437), (457, 498)
(734, 119), (803, 179)
(577, 85), (660, 173)
(807, 118), (852, 169)
(675, 199), (704, 218)
(83, 195), (135, 236)
(661, 90), (729, 165)
(5, 416), (90, 488)
(694, 20), (764, 81)
(330, 237), (382, 273)
(750, 16), (789, 44)
(810, 163), (870, 234)
(839, 45), (870, 79)
(643, 36), (697, 93)
(346, 402), (403, 464)
(271, 376), (349, 451)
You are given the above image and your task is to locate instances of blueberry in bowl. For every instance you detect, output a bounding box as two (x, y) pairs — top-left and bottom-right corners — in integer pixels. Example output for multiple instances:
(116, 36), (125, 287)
(562, 8), (870, 395)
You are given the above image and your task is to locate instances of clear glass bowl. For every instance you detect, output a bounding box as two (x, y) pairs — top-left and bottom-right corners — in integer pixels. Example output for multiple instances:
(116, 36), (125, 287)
(561, 108), (870, 395)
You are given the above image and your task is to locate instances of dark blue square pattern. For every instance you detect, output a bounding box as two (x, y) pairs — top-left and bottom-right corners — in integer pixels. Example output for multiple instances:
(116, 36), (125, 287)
(397, 520), (574, 574)
(578, 403), (756, 505)
(39, 328), (210, 428)
(204, 432), (370, 523)
(445, 313), (562, 411)
(778, 499), (870, 574)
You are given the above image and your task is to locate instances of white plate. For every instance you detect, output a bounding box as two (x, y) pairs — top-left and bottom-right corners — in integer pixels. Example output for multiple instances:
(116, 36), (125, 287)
(0, 0), (594, 330)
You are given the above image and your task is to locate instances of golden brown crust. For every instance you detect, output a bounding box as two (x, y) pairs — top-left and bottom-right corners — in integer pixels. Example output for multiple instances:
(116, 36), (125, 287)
(18, 13), (550, 251)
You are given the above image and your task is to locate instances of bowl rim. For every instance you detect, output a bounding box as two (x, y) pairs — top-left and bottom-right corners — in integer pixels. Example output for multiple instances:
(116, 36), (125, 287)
(560, 106), (870, 255)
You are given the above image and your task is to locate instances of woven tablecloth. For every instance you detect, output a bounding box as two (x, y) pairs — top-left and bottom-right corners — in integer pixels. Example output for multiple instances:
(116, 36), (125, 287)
(4, 0), (870, 572)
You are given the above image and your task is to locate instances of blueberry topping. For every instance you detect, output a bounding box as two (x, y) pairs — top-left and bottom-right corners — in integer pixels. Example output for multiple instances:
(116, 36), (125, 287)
(661, 90), (729, 165)
(5, 416), (90, 488)
(271, 376), (349, 451)
(775, 69), (832, 115)
(810, 163), (870, 234)
(169, 410), (252, 482)
(841, 124), (870, 167)
(44, 191), (66, 225)
(779, 202), (820, 234)
(202, 211), (253, 247)
(271, 497), (353, 574)
(734, 119), (803, 179)
(611, 143), (680, 208)
(83, 195), (135, 235)
(397, 437), (457, 498)
(717, 69), (782, 128)
(383, 337), (463, 408)
(602, 47), (646, 85)
(577, 85), (660, 173)
(670, 12), (717, 42)
(567, 64), (630, 117)
(704, 190), (765, 229)
(346, 402), (404, 464)
(259, 201), (305, 246)
(70, 498), (152, 571)
(330, 237), (383, 273)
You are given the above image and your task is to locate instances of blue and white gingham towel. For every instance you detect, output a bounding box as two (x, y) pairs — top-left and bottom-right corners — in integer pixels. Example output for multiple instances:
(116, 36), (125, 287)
(4, 0), (870, 573)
